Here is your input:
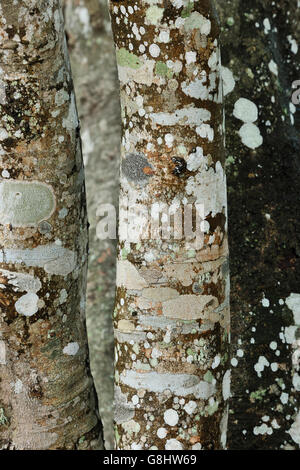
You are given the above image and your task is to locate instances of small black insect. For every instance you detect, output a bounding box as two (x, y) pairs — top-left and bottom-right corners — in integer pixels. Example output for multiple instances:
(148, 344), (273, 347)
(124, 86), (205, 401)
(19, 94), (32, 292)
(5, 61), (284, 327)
(172, 156), (187, 177)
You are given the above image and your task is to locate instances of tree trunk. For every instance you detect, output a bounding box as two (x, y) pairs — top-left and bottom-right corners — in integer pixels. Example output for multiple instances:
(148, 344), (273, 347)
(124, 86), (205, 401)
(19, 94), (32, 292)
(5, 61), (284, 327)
(63, 0), (120, 450)
(110, 0), (230, 450)
(216, 0), (300, 450)
(0, 0), (103, 450)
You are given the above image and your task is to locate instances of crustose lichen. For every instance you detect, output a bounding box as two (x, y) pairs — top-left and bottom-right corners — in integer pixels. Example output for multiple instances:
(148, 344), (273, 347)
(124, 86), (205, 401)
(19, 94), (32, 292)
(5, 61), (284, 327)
(0, 408), (9, 426)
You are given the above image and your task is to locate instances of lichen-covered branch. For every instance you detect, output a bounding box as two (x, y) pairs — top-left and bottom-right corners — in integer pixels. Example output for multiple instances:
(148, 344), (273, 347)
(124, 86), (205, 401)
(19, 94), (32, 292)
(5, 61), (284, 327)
(0, 0), (103, 449)
(109, 0), (230, 450)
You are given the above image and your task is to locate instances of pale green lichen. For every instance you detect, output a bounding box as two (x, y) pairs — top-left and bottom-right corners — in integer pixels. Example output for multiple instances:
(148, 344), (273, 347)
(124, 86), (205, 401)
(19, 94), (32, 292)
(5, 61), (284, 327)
(206, 400), (219, 415)
(181, 2), (194, 18)
(116, 48), (142, 69)
(204, 370), (214, 383)
(250, 388), (267, 402)
(0, 180), (55, 227)
(121, 247), (129, 260)
(155, 61), (173, 78)
(146, 6), (164, 25)
(0, 408), (8, 426)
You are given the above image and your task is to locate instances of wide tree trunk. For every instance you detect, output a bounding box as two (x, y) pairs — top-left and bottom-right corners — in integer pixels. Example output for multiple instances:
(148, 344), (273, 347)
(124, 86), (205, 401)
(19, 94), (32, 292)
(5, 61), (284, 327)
(110, 0), (230, 450)
(0, 0), (103, 450)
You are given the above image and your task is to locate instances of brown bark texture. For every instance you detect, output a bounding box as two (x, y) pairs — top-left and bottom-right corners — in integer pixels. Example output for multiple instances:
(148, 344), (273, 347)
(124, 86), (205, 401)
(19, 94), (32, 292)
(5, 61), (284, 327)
(110, 0), (230, 450)
(0, 0), (103, 450)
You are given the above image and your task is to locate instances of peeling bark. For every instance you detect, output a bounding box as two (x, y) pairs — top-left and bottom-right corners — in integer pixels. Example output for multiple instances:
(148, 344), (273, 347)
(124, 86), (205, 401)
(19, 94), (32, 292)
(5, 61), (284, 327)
(110, 0), (230, 450)
(0, 0), (103, 450)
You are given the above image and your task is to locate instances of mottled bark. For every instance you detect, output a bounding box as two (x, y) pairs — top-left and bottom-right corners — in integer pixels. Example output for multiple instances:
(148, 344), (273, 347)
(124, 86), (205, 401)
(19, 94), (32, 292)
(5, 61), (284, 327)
(0, 0), (103, 449)
(63, 0), (119, 449)
(216, 0), (300, 450)
(110, 0), (230, 450)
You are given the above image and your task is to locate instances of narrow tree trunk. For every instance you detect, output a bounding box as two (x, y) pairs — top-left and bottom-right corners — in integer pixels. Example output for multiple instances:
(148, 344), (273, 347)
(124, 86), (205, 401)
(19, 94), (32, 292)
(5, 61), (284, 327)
(110, 0), (230, 450)
(216, 0), (300, 450)
(63, 0), (120, 449)
(0, 0), (103, 450)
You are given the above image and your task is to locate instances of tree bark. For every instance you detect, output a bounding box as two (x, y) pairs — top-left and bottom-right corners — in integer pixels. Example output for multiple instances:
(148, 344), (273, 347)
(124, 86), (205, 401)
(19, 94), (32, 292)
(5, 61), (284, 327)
(63, 0), (120, 450)
(110, 0), (230, 450)
(216, 0), (300, 450)
(0, 0), (103, 450)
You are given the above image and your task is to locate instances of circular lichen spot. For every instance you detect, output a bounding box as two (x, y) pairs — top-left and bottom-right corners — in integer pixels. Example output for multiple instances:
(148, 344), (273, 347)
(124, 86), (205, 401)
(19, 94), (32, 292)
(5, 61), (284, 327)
(38, 220), (52, 234)
(0, 180), (56, 227)
(122, 153), (153, 185)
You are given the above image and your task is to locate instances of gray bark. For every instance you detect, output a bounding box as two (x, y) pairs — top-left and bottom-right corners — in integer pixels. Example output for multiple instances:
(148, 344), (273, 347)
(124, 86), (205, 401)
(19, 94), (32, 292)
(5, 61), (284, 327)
(63, 0), (120, 449)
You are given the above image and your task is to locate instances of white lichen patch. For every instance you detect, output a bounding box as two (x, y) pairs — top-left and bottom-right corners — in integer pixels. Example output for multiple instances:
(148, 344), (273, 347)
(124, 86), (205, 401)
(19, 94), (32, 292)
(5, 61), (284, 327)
(0, 244), (77, 276)
(120, 371), (215, 399)
(183, 400), (197, 415)
(0, 269), (41, 293)
(184, 12), (211, 35)
(15, 293), (39, 317)
(185, 161), (226, 217)
(157, 427), (167, 439)
(0, 180), (55, 227)
(63, 342), (79, 356)
(165, 438), (183, 450)
(233, 98), (258, 123)
(286, 293), (300, 324)
(288, 412), (300, 445)
(121, 419), (141, 434)
(163, 409), (179, 426)
(253, 423), (273, 436)
(150, 106), (211, 128)
(238, 123), (263, 150)
(254, 356), (270, 377)
(0, 340), (6, 365)
(222, 370), (231, 401)
(268, 59), (278, 76)
(221, 66), (235, 96)
(233, 97), (263, 149)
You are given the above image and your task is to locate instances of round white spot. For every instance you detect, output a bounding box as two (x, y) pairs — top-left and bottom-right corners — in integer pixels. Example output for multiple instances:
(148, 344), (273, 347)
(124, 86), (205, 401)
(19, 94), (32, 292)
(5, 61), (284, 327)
(149, 44), (160, 58)
(15, 293), (39, 317)
(132, 395), (139, 405)
(63, 342), (79, 356)
(233, 98), (258, 123)
(165, 133), (173, 147)
(164, 408), (179, 426)
(238, 123), (263, 149)
(157, 427), (167, 439)
(183, 400), (197, 415)
(262, 298), (270, 307)
(231, 357), (238, 367)
(185, 51), (197, 65)
(1, 169), (10, 178)
(165, 439), (183, 450)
